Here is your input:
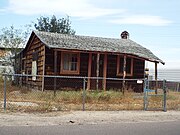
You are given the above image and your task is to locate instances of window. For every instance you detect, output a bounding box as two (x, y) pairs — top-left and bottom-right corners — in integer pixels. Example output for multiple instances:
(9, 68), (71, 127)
(60, 52), (80, 74)
(117, 56), (133, 76)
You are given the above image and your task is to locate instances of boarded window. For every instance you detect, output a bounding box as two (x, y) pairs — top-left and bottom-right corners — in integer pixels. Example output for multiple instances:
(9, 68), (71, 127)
(32, 51), (38, 61)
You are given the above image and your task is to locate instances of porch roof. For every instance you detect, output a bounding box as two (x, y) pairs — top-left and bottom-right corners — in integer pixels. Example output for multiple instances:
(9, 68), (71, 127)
(32, 31), (164, 64)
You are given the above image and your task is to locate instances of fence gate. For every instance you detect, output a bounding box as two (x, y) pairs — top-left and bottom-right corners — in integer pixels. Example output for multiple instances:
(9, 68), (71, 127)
(144, 79), (167, 111)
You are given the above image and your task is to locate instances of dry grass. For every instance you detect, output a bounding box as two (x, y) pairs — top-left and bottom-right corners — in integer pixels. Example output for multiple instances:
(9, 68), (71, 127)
(0, 79), (180, 112)
(166, 92), (180, 110)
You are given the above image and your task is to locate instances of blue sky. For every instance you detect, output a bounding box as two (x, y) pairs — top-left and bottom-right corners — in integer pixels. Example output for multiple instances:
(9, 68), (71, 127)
(0, 0), (180, 69)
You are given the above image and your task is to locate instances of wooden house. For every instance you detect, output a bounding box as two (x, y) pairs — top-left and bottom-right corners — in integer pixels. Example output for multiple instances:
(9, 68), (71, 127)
(17, 31), (164, 92)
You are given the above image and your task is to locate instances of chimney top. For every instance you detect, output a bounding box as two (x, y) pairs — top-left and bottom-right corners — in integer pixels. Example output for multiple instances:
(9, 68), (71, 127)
(121, 31), (129, 39)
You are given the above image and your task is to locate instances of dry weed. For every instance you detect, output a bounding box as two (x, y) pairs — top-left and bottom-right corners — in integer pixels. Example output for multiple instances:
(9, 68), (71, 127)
(0, 79), (180, 112)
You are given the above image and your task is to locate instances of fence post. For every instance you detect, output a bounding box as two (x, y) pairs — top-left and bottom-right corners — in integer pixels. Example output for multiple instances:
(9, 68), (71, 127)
(177, 83), (179, 92)
(143, 79), (147, 111)
(82, 78), (86, 111)
(163, 79), (167, 112)
(4, 74), (7, 112)
(54, 76), (57, 97)
(143, 80), (146, 110)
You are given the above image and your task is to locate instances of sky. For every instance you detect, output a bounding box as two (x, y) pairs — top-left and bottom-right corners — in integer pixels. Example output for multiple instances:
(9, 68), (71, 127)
(0, 0), (180, 69)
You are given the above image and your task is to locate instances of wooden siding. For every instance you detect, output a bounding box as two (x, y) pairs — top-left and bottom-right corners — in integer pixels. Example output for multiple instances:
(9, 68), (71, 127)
(44, 50), (89, 76)
(21, 35), (45, 89)
(106, 54), (144, 92)
(131, 58), (145, 92)
(44, 52), (89, 90)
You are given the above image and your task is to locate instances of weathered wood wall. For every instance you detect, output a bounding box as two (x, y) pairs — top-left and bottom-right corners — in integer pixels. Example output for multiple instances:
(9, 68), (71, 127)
(106, 54), (145, 92)
(21, 35), (45, 89)
(44, 52), (145, 92)
(44, 51), (89, 90)
(19, 34), (145, 92)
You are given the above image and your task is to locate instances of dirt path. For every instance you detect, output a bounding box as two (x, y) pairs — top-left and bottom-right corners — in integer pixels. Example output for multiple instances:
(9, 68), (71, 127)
(0, 111), (180, 126)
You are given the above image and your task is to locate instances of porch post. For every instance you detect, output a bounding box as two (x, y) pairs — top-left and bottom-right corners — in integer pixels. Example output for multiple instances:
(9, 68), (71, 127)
(96, 53), (100, 90)
(42, 45), (45, 91)
(103, 54), (107, 90)
(87, 53), (92, 90)
(155, 62), (158, 94)
(122, 55), (127, 94)
(54, 50), (57, 95)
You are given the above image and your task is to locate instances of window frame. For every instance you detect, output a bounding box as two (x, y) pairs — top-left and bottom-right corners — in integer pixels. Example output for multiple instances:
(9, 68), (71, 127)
(116, 55), (133, 76)
(60, 51), (80, 75)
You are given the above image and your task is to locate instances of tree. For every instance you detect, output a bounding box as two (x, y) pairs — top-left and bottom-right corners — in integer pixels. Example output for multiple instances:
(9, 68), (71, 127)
(0, 25), (31, 74)
(34, 15), (76, 35)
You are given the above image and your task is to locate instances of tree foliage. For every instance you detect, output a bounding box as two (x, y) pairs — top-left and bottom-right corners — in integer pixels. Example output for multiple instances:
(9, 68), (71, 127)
(0, 25), (28, 54)
(0, 25), (31, 56)
(0, 25), (31, 73)
(34, 15), (75, 35)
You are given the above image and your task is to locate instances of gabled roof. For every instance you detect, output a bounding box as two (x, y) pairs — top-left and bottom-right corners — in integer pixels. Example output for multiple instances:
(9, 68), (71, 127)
(30, 31), (165, 64)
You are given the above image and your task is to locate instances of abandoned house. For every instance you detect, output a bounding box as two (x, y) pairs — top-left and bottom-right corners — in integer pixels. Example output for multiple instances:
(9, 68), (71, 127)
(17, 31), (164, 92)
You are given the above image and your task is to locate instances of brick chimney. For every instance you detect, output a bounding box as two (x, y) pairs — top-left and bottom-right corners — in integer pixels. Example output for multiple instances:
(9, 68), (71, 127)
(121, 31), (129, 39)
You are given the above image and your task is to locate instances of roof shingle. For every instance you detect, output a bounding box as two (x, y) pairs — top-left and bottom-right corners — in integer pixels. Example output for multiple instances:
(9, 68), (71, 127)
(33, 31), (164, 64)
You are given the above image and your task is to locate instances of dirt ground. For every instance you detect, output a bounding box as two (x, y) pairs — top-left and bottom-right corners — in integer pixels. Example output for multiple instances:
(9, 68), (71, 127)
(0, 111), (180, 126)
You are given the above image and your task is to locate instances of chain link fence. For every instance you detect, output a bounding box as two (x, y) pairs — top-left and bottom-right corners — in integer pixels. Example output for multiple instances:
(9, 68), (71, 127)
(149, 69), (180, 92)
(144, 79), (167, 111)
(0, 74), (144, 112)
(147, 80), (180, 92)
(0, 74), (179, 112)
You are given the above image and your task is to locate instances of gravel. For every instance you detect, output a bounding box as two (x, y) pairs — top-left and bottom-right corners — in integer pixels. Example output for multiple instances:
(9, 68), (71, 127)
(0, 111), (180, 126)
